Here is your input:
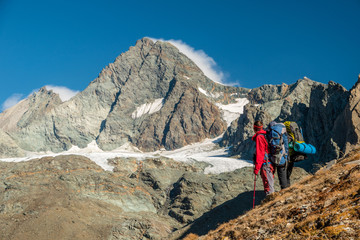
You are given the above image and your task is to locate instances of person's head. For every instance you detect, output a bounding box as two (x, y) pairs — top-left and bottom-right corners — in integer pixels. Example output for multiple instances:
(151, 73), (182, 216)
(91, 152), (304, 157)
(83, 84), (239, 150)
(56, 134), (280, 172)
(253, 120), (263, 133)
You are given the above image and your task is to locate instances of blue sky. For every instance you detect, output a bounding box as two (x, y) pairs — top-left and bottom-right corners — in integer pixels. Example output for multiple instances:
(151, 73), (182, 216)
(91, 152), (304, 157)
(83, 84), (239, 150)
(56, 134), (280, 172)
(0, 0), (359, 111)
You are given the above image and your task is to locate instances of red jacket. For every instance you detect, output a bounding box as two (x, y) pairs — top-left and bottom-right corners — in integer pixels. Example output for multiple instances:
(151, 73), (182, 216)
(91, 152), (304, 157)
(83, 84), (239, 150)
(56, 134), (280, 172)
(252, 129), (269, 175)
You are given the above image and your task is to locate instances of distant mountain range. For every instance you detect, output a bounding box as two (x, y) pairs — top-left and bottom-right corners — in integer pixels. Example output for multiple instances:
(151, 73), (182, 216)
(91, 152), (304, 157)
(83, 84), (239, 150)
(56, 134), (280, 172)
(1, 37), (360, 171)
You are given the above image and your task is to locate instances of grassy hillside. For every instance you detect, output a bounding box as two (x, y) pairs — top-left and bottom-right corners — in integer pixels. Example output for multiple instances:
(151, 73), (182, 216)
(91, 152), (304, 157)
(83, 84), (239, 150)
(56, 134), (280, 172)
(184, 149), (360, 240)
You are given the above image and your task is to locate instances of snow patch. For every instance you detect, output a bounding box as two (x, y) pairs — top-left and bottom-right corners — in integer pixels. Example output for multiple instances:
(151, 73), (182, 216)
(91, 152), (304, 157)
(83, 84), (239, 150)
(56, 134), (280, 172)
(66, 140), (103, 154)
(131, 98), (164, 119)
(210, 92), (222, 98)
(112, 142), (142, 153)
(198, 87), (209, 96)
(217, 98), (249, 126)
(198, 88), (222, 99)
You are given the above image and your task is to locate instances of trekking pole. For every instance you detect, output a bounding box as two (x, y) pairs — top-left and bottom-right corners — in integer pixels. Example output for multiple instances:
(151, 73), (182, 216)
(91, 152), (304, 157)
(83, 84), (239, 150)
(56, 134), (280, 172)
(253, 174), (257, 209)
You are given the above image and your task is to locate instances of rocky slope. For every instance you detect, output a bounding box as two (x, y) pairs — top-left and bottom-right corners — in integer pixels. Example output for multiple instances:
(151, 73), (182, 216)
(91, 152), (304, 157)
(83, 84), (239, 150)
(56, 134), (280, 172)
(189, 148), (360, 240)
(0, 38), (247, 156)
(0, 154), (307, 240)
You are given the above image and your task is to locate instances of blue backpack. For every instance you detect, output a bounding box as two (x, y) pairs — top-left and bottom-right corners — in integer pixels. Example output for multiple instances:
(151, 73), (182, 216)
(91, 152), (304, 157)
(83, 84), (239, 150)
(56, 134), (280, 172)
(266, 121), (289, 166)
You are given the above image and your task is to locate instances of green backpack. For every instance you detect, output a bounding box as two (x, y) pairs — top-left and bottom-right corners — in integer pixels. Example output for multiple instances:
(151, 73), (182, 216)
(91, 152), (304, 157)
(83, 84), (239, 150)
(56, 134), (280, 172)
(284, 121), (307, 162)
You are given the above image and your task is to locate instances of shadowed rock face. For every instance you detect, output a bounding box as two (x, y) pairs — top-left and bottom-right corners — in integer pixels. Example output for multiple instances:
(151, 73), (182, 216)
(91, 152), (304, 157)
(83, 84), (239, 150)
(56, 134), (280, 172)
(339, 75), (360, 150)
(0, 155), (307, 240)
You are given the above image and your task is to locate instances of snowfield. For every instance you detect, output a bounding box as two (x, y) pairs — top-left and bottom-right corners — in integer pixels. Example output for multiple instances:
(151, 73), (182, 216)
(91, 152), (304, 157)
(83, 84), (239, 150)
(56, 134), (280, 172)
(217, 98), (249, 126)
(0, 137), (252, 174)
(155, 136), (253, 174)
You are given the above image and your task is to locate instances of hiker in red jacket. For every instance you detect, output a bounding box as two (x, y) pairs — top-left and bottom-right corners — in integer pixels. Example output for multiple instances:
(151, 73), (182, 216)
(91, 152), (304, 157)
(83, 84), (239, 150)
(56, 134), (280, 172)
(252, 120), (275, 195)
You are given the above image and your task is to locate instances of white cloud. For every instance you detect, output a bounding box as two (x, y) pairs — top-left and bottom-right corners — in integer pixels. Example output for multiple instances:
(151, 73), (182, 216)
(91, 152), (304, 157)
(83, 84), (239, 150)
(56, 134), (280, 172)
(148, 38), (225, 84)
(45, 85), (79, 102)
(1, 93), (24, 111)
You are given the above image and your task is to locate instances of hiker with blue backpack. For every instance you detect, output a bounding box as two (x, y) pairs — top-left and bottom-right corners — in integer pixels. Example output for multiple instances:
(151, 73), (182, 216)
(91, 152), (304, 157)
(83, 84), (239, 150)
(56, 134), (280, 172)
(252, 120), (275, 195)
(267, 121), (317, 188)
(253, 120), (316, 196)
(267, 121), (290, 189)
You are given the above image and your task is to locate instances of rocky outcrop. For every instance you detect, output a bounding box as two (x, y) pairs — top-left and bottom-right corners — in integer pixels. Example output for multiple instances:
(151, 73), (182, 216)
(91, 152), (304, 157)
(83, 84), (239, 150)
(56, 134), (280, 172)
(0, 88), (63, 155)
(0, 129), (25, 157)
(220, 104), (272, 160)
(0, 154), (308, 240)
(221, 78), (322, 155)
(0, 155), (190, 240)
(257, 78), (323, 121)
(248, 83), (289, 104)
(17, 87), (63, 128)
(334, 74), (360, 154)
(304, 81), (349, 163)
(348, 75), (360, 141)
(222, 78), (355, 170)
(136, 84), (226, 151)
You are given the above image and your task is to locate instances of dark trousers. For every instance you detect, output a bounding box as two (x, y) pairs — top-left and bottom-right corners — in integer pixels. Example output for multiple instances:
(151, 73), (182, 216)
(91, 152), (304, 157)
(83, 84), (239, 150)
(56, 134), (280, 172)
(286, 160), (295, 186)
(276, 159), (295, 189)
(277, 163), (290, 189)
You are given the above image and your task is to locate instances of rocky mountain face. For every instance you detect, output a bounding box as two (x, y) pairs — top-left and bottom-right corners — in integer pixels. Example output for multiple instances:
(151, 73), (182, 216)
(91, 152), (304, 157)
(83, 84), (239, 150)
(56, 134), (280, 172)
(0, 130), (25, 158)
(221, 76), (360, 170)
(0, 38), (247, 156)
(0, 154), (307, 240)
(334, 75), (360, 152)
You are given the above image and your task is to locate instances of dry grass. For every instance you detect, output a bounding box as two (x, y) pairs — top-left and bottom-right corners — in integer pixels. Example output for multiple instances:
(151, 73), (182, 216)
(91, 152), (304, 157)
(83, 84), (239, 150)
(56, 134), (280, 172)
(183, 233), (200, 240)
(187, 149), (360, 240)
